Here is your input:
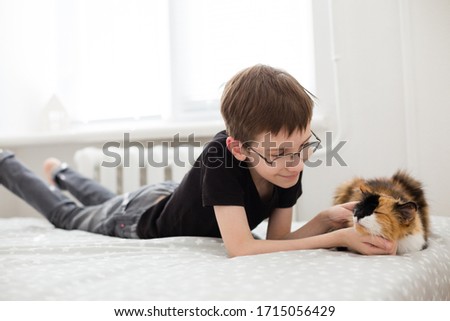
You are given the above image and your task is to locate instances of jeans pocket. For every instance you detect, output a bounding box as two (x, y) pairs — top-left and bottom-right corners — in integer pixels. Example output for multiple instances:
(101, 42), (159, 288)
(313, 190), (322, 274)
(114, 215), (136, 238)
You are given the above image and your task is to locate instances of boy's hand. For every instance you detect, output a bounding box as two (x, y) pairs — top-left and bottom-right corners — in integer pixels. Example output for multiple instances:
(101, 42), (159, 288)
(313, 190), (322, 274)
(320, 201), (358, 231)
(337, 227), (398, 255)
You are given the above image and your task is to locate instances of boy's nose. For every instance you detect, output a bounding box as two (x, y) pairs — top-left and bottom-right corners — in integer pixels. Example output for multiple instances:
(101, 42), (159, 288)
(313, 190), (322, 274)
(286, 159), (304, 173)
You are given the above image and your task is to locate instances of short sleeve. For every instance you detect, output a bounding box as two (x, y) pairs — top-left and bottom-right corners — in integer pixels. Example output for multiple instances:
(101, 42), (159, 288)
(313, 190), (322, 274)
(201, 138), (246, 207)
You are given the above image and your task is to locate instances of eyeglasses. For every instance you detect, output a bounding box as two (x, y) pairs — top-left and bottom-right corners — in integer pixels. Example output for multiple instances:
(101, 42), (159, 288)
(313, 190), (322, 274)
(246, 131), (321, 167)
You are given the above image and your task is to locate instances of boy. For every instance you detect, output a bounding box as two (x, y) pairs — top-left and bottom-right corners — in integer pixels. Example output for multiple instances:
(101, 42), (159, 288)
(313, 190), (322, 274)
(0, 65), (396, 257)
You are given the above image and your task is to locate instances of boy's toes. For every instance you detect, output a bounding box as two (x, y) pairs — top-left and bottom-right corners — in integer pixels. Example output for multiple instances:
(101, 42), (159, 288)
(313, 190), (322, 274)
(43, 158), (62, 185)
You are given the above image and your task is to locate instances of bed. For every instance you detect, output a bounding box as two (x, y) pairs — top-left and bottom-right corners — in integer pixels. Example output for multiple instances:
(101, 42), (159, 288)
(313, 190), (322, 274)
(1, 215), (449, 300)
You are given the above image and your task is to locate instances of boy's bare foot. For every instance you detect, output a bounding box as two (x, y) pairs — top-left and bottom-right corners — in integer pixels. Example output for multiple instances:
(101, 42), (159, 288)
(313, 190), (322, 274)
(43, 158), (62, 185)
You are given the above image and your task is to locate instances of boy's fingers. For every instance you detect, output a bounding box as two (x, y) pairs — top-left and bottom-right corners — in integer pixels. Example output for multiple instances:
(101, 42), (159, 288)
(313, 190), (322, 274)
(380, 238), (397, 254)
(363, 243), (388, 255)
(365, 237), (396, 255)
(386, 239), (398, 255)
(340, 201), (359, 211)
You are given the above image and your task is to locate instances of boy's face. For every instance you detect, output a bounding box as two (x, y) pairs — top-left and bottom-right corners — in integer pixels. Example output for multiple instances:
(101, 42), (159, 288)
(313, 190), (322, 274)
(244, 125), (312, 189)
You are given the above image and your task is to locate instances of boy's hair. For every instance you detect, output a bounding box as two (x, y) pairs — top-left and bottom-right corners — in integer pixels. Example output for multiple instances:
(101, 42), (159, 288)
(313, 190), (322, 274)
(220, 64), (314, 143)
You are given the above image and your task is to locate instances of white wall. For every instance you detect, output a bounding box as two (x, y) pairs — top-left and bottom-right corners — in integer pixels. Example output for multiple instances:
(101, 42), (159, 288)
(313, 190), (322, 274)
(408, 0), (450, 217)
(298, 0), (450, 219)
(1, 0), (449, 220)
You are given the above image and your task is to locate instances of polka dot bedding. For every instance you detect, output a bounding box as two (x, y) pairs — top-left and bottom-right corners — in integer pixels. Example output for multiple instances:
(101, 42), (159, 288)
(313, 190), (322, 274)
(1, 216), (449, 300)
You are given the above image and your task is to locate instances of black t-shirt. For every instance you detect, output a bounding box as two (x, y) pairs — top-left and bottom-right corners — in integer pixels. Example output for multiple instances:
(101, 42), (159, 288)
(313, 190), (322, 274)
(136, 130), (303, 239)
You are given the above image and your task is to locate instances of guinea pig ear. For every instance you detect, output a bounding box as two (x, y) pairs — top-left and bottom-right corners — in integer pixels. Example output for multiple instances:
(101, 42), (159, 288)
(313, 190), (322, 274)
(359, 184), (372, 195)
(396, 201), (418, 223)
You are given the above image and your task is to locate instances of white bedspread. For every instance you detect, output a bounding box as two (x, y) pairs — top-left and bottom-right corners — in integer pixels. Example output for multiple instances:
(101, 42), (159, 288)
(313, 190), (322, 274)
(1, 216), (449, 300)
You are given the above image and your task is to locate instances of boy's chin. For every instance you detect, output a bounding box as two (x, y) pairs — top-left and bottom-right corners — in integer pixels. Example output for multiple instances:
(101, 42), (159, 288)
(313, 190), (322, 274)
(273, 175), (300, 189)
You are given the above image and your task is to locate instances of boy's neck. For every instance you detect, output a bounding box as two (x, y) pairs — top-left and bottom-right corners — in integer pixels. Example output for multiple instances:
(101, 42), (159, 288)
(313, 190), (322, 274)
(248, 167), (273, 202)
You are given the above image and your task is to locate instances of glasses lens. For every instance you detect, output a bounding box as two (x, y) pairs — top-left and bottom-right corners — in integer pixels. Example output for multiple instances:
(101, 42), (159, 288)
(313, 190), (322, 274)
(271, 153), (300, 167)
(302, 142), (319, 160)
(271, 142), (320, 167)
(252, 138), (320, 167)
(301, 146), (313, 161)
(286, 153), (301, 167)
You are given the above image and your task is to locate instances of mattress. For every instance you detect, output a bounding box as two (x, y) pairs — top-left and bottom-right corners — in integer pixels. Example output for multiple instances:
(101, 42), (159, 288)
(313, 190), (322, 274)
(1, 215), (449, 300)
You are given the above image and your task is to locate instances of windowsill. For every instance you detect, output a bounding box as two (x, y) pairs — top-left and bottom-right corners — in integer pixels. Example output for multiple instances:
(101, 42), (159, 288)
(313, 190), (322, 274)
(0, 119), (226, 148)
(0, 111), (328, 148)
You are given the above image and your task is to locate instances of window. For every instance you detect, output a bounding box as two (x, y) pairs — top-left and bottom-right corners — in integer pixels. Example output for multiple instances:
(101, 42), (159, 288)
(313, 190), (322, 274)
(56, 0), (171, 122)
(56, 0), (315, 123)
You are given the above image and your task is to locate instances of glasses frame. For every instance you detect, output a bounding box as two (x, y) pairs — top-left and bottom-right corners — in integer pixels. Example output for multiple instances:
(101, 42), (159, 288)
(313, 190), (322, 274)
(246, 130), (321, 167)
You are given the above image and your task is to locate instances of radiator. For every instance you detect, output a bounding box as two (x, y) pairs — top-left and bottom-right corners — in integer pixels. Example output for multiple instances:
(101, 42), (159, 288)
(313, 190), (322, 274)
(74, 145), (203, 195)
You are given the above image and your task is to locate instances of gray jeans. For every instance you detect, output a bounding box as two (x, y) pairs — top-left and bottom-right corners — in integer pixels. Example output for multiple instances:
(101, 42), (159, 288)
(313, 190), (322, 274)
(0, 150), (177, 238)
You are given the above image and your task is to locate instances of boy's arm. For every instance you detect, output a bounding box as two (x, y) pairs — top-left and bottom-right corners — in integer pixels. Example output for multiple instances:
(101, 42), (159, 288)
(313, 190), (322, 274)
(214, 205), (333, 257)
(267, 202), (350, 240)
(266, 207), (331, 240)
(270, 202), (360, 240)
(214, 205), (396, 257)
(266, 207), (293, 240)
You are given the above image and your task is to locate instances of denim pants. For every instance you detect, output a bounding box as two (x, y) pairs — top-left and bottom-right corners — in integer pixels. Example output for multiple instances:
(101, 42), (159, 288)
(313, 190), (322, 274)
(0, 150), (177, 238)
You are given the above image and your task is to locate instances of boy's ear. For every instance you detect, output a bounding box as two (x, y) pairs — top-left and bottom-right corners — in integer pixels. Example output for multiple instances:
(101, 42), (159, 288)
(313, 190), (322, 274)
(226, 137), (247, 161)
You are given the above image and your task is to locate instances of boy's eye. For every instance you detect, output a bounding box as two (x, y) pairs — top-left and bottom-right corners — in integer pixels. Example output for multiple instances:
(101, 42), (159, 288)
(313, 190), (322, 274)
(272, 150), (286, 157)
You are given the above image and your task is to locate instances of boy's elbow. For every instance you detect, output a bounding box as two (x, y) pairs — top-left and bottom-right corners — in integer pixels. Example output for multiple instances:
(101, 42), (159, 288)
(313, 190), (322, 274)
(227, 251), (250, 259)
(225, 240), (256, 258)
(227, 249), (252, 258)
(226, 247), (246, 258)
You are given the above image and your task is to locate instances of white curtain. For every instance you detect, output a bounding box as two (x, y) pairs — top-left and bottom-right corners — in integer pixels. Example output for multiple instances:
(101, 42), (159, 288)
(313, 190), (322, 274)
(0, 0), (315, 132)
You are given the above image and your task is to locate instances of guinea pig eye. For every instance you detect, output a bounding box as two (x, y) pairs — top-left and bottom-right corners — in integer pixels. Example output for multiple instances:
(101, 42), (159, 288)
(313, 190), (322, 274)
(396, 201), (418, 222)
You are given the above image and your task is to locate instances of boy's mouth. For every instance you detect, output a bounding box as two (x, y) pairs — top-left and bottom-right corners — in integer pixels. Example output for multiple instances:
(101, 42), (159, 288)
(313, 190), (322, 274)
(279, 173), (299, 180)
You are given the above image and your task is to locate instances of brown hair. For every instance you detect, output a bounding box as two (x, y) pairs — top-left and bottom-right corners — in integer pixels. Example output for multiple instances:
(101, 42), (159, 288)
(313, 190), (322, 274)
(220, 64), (314, 142)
